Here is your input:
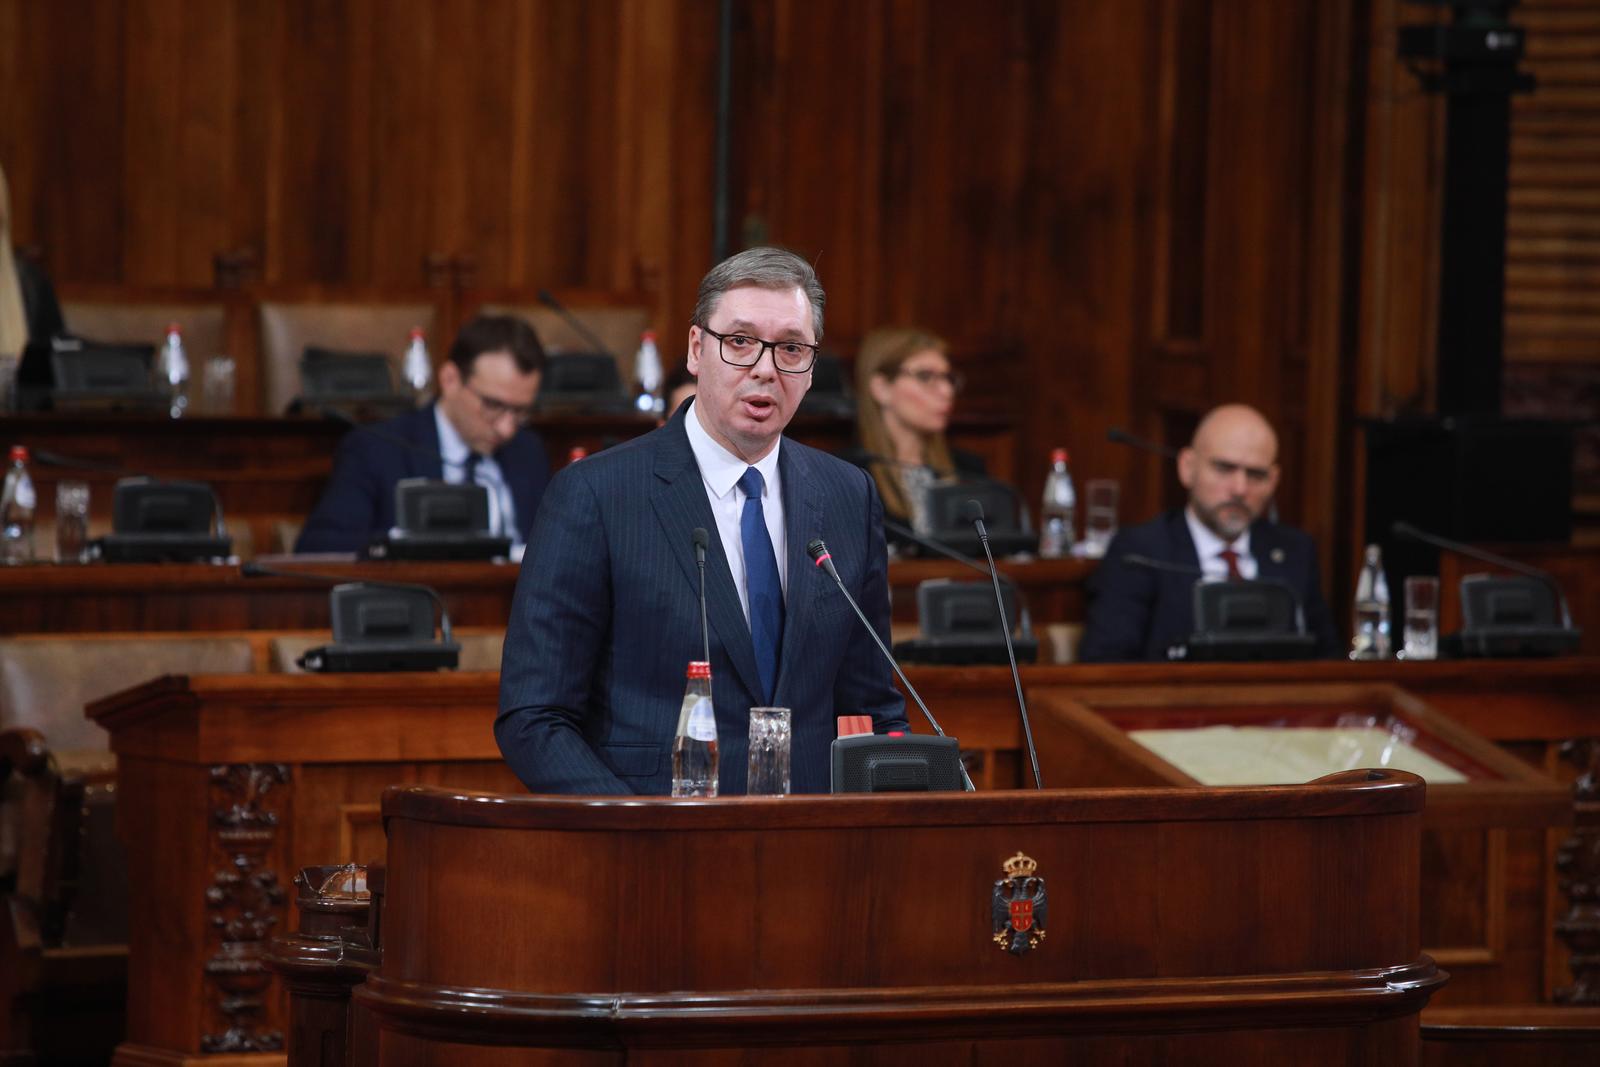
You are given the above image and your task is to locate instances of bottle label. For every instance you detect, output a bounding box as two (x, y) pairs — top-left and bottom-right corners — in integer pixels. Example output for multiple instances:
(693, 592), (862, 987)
(686, 696), (717, 742)
(9, 475), (33, 511)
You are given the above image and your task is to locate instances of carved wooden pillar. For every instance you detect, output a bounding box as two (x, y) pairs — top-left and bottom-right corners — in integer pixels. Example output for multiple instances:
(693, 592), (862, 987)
(202, 762), (290, 1053)
(1556, 737), (1600, 1005)
(265, 865), (380, 1067)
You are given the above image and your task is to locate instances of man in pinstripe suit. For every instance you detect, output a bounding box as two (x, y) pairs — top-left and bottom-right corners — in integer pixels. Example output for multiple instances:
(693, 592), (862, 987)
(496, 248), (907, 795)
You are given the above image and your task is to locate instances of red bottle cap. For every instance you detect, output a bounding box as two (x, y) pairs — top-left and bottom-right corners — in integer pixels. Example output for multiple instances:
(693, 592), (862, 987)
(686, 661), (711, 679)
(567, 446), (588, 463)
(1051, 447), (1068, 464)
(641, 330), (657, 342)
(166, 322), (182, 336)
(8, 446), (27, 463)
(409, 327), (425, 340)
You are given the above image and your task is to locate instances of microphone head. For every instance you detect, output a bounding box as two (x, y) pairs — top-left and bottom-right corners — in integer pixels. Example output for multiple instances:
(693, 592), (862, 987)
(1391, 520), (1421, 541)
(536, 288), (558, 307)
(692, 527), (709, 550)
(961, 498), (986, 525)
(240, 561), (268, 578)
(1107, 427), (1129, 443)
(806, 538), (830, 564)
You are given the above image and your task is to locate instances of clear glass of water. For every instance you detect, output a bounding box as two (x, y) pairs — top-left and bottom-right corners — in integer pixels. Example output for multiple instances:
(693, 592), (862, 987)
(202, 355), (237, 414)
(746, 707), (792, 796)
(55, 481), (90, 564)
(1082, 479), (1119, 558)
(1402, 575), (1439, 660)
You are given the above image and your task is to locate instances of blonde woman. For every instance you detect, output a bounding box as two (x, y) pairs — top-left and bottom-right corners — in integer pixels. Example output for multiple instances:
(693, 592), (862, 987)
(849, 327), (985, 548)
(0, 163), (64, 374)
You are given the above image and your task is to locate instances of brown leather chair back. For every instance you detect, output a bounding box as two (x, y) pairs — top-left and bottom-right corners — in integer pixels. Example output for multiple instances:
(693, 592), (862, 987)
(61, 300), (228, 370)
(258, 301), (441, 416)
(0, 636), (255, 755)
(480, 303), (650, 386)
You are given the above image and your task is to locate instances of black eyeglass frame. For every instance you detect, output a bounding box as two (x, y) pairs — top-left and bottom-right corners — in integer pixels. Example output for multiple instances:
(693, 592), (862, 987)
(465, 383), (537, 425)
(699, 326), (820, 375)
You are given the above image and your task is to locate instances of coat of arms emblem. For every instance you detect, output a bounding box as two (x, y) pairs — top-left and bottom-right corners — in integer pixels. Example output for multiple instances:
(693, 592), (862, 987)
(992, 851), (1047, 955)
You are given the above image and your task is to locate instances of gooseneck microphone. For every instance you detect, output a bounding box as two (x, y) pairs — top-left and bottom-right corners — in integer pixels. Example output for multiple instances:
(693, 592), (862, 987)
(1107, 426), (1180, 460)
(538, 289), (618, 360)
(691, 527), (712, 665)
(317, 405), (466, 470)
(1391, 520), (1574, 628)
(241, 561), (456, 644)
(963, 501), (1044, 790)
(807, 537), (974, 792)
(1123, 553), (1205, 578)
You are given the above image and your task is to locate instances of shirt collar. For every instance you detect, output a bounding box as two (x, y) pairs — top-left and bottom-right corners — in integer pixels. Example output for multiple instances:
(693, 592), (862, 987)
(686, 399), (782, 500)
(1185, 506), (1251, 561)
(434, 404), (472, 467)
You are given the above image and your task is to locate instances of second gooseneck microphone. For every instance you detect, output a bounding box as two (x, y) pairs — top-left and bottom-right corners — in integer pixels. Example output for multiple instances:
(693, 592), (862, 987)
(963, 499), (1045, 790)
(807, 537), (974, 792)
(691, 527), (712, 665)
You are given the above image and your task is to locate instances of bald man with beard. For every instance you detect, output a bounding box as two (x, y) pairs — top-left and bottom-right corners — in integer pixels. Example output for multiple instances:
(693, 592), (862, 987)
(1078, 404), (1340, 662)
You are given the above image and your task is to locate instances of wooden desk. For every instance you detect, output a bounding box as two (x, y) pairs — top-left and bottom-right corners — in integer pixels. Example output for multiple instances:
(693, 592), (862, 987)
(0, 411), (1021, 557)
(87, 660), (1599, 1065)
(0, 556), (1095, 635)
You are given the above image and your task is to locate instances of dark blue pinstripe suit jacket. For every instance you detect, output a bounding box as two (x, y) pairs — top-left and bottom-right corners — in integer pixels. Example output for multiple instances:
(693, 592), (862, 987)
(496, 402), (908, 795)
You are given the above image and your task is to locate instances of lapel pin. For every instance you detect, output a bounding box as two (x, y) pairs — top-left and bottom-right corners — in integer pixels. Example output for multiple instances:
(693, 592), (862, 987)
(1270, 548), (1285, 564)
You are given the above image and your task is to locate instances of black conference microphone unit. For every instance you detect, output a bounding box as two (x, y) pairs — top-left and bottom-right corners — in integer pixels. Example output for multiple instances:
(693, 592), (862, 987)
(884, 517), (1035, 638)
(1391, 521), (1580, 657)
(807, 538), (973, 793)
(963, 500), (1044, 790)
(537, 289), (619, 361)
(691, 527), (713, 666)
(31, 447), (233, 562)
(241, 562), (460, 671)
(1120, 554), (1316, 662)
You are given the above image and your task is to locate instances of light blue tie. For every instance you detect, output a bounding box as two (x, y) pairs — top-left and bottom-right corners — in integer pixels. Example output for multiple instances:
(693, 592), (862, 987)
(738, 467), (784, 703)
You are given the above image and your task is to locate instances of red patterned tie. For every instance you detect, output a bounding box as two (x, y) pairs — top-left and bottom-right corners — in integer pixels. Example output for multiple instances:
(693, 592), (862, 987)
(1218, 547), (1243, 580)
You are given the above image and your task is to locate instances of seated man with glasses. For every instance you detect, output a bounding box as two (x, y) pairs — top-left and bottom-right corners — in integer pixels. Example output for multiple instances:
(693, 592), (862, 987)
(296, 314), (549, 554)
(496, 246), (907, 795)
(845, 326), (987, 548)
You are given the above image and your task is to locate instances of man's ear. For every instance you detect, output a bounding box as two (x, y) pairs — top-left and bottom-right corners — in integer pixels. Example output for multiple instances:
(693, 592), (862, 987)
(686, 326), (703, 374)
(437, 360), (461, 392)
(1177, 446), (1198, 490)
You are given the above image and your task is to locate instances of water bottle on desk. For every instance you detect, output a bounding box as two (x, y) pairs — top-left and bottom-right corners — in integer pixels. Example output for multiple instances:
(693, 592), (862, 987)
(1349, 543), (1391, 660)
(402, 327), (433, 403)
(155, 322), (189, 418)
(1038, 448), (1076, 558)
(671, 661), (719, 797)
(633, 331), (663, 415)
(1, 446), (37, 564)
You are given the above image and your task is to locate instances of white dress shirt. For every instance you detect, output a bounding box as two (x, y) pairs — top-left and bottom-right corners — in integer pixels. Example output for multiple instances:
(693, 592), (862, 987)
(685, 400), (787, 625)
(434, 405), (520, 547)
(1185, 507), (1257, 581)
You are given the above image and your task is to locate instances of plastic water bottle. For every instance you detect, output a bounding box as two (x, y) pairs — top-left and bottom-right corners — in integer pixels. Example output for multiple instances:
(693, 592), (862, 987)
(155, 322), (189, 418)
(1038, 448), (1076, 558)
(1349, 543), (1391, 660)
(633, 331), (663, 415)
(670, 660), (718, 797)
(402, 327), (432, 402)
(1, 446), (37, 564)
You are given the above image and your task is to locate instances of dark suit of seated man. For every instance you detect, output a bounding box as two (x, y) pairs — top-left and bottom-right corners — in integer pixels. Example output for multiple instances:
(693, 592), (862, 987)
(496, 247), (907, 796)
(295, 315), (550, 554)
(1078, 403), (1340, 662)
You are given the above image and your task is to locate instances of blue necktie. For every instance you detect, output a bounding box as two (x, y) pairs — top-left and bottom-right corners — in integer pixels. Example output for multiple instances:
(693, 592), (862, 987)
(738, 467), (784, 703)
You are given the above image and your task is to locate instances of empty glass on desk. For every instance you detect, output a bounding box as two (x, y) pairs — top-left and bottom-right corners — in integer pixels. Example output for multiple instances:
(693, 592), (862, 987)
(1402, 576), (1439, 660)
(1081, 479), (1120, 559)
(55, 481), (90, 564)
(202, 355), (237, 414)
(747, 707), (792, 796)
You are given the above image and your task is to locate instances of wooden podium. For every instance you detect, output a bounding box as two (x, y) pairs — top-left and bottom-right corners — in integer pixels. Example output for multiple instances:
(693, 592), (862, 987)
(300, 774), (1445, 1063)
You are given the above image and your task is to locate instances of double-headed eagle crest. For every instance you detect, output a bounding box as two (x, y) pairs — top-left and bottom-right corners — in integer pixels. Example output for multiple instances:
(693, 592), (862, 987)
(991, 851), (1047, 955)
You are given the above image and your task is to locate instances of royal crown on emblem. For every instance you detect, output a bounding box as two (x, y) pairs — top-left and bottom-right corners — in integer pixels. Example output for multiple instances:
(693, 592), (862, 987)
(1002, 852), (1038, 878)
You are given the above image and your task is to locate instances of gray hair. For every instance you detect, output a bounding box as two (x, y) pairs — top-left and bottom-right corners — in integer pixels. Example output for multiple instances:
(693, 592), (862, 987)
(691, 246), (826, 341)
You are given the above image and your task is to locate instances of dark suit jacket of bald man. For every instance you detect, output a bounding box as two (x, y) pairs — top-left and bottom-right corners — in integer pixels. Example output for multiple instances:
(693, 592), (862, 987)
(1078, 508), (1341, 662)
(496, 400), (908, 795)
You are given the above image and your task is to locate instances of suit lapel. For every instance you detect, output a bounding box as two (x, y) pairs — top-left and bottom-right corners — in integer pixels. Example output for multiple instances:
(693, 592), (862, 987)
(414, 405), (447, 481)
(774, 443), (825, 705)
(650, 413), (765, 701)
(1252, 521), (1288, 581)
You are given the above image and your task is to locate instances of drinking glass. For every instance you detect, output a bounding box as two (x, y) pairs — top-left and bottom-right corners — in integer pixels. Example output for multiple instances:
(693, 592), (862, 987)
(1082, 479), (1120, 558)
(55, 481), (90, 564)
(1402, 576), (1439, 661)
(747, 707), (792, 796)
(202, 355), (237, 414)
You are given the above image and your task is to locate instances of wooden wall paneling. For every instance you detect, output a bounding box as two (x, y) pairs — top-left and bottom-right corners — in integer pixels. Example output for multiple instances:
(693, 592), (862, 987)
(1016, 0), (1162, 514)
(365, 0), (439, 288)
